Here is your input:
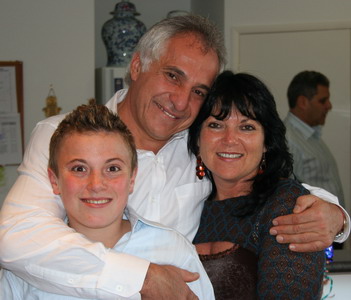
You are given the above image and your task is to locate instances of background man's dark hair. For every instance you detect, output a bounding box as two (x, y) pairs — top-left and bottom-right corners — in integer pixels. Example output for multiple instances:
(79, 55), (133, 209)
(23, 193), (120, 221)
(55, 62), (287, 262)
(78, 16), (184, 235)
(287, 70), (329, 108)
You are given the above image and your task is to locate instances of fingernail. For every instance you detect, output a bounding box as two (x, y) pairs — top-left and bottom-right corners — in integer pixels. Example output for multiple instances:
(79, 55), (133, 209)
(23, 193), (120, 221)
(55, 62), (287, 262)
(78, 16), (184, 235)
(289, 244), (296, 250)
(293, 205), (301, 213)
(272, 220), (278, 225)
(270, 229), (277, 235)
(276, 235), (283, 242)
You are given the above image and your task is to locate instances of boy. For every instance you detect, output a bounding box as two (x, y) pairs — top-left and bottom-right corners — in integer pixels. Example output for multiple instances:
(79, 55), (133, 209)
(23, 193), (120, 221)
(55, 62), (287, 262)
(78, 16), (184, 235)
(0, 104), (214, 299)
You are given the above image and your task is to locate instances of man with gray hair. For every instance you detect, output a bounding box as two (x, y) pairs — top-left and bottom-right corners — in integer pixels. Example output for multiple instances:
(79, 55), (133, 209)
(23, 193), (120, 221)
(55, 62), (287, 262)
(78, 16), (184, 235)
(1, 16), (348, 299)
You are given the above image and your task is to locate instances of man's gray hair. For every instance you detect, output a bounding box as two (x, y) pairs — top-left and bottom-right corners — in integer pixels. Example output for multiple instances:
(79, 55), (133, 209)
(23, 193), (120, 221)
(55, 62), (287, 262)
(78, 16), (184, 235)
(125, 14), (226, 85)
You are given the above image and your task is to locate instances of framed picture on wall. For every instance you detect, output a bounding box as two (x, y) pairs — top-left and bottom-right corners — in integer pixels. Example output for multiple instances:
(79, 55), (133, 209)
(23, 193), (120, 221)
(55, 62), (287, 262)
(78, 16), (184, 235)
(0, 61), (24, 165)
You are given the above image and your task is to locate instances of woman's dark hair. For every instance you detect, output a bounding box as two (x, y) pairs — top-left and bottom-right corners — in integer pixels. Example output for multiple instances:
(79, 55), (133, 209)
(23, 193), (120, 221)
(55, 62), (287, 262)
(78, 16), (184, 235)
(188, 70), (293, 213)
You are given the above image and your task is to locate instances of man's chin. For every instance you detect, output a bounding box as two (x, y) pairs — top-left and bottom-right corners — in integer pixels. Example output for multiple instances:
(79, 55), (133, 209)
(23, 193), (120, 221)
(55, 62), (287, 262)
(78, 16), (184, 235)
(151, 125), (188, 140)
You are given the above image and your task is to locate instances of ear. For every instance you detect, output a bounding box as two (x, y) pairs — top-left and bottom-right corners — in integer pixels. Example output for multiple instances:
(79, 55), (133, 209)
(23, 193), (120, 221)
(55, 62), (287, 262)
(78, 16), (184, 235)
(130, 53), (142, 81)
(129, 167), (138, 194)
(296, 95), (309, 110)
(48, 168), (60, 195)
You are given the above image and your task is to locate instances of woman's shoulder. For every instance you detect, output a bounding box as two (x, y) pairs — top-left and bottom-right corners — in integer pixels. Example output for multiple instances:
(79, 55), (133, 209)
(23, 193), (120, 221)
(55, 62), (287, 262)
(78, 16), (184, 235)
(273, 178), (310, 198)
(260, 178), (309, 220)
(269, 178), (309, 202)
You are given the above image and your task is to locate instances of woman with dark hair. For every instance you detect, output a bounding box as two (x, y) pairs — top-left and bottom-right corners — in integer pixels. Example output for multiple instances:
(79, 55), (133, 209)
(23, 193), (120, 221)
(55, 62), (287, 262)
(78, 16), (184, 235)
(188, 70), (325, 299)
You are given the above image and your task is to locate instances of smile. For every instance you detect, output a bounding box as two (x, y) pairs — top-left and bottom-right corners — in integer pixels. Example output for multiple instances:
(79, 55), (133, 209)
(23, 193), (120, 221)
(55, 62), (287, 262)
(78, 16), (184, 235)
(217, 153), (243, 158)
(82, 199), (111, 204)
(155, 102), (177, 119)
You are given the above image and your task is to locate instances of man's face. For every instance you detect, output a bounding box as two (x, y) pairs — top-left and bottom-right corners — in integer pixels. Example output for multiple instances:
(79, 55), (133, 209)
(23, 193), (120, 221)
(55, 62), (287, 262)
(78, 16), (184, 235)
(125, 33), (220, 150)
(305, 85), (332, 126)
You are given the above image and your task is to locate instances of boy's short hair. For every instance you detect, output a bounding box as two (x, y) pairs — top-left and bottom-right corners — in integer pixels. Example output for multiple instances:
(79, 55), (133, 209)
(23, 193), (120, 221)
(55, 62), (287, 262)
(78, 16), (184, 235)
(49, 104), (137, 175)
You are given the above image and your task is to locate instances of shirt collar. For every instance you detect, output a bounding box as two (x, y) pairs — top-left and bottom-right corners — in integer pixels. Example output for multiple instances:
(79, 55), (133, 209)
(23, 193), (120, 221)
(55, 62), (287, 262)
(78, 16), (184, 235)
(287, 112), (322, 139)
(124, 207), (172, 233)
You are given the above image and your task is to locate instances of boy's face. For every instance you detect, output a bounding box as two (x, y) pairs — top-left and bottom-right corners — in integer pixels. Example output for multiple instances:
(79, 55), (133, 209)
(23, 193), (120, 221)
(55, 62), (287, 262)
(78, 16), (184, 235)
(48, 131), (136, 231)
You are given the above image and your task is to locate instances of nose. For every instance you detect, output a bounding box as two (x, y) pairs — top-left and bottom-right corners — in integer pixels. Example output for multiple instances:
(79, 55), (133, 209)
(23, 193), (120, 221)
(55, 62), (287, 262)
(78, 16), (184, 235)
(170, 88), (192, 112)
(87, 171), (106, 193)
(223, 128), (239, 144)
(326, 99), (332, 111)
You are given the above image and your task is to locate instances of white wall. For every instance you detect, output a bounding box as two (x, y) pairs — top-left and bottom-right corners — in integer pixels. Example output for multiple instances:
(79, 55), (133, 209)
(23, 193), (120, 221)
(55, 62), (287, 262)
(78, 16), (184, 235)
(223, 0), (351, 69)
(1, 0), (95, 144)
(0, 0), (95, 207)
(95, 0), (191, 69)
(191, 0), (224, 34)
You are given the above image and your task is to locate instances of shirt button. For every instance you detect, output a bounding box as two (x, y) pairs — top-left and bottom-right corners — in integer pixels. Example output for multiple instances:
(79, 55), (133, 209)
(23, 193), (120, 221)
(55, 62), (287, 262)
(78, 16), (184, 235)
(116, 285), (123, 292)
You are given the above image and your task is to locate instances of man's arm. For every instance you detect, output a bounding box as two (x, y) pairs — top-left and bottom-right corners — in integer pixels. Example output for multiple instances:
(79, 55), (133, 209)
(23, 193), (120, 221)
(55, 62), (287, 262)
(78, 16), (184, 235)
(141, 264), (199, 300)
(270, 184), (350, 252)
(0, 119), (198, 299)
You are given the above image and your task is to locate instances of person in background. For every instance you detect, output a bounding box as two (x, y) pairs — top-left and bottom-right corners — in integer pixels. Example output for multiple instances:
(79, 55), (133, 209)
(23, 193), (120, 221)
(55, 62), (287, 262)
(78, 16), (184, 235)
(284, 70), (344, 207)
(0, 104), (215, 299)
(188, 71), (325, 299)
(0, 15), (348, 299)
(284, 71), (346, 249)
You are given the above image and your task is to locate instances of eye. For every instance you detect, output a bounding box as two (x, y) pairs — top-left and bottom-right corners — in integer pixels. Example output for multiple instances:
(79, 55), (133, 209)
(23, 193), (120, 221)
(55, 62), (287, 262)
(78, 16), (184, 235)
(208, 121), (222, 129)
(241, 124), (255, 131)
(166, 72), (177, 81)
(107, 165), (120, 172)
(193, 88), (207, 98)
(71, 165), (86, 172)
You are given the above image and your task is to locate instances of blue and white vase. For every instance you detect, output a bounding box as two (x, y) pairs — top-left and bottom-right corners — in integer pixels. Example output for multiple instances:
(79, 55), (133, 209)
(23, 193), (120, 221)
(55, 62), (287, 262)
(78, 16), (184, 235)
(101, 0), (146, 67)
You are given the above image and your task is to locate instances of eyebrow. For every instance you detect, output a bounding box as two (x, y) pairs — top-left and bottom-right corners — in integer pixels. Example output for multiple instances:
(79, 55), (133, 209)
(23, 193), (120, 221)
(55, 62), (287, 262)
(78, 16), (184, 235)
(164, 66), (211, 92)
(67, 158), (127, 165)
(106, 158), (127, 164)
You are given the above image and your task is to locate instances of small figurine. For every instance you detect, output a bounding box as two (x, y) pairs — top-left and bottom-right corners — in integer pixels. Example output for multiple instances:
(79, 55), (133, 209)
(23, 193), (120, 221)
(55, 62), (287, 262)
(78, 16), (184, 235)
(43, 85), (61, 117)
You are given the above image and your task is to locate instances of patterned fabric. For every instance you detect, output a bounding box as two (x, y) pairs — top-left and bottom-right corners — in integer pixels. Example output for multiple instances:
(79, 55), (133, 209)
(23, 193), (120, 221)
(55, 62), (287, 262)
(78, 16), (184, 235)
(284, 112), (344, 207)
(193, 178), (325, 299)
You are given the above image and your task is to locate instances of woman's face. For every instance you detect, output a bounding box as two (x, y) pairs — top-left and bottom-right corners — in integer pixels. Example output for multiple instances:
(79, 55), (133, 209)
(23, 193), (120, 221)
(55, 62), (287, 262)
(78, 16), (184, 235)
(199, 107), (266, 190)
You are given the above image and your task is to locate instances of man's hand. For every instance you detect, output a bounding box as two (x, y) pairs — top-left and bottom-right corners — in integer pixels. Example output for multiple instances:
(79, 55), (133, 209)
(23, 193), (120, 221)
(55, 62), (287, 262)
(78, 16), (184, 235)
(269, 195), (344, 252)
(140, 263), (199, 300)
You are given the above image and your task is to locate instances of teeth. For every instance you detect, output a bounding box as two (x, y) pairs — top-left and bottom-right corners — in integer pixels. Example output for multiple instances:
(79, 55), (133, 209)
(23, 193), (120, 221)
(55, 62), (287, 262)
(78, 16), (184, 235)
(217, 153), (243, 158)
(156, 103), (176, 119)
(84, 199), (110, 204)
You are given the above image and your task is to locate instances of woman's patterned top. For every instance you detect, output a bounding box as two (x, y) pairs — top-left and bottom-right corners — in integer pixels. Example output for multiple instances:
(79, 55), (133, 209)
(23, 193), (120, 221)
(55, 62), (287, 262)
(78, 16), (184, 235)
(193, 178), (325, 299)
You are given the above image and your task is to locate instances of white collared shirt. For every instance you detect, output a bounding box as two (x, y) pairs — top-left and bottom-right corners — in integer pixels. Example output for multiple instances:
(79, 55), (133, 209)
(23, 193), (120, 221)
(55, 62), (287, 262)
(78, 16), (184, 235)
(0, 208), (215, 299)
(284, 112), (345, 207)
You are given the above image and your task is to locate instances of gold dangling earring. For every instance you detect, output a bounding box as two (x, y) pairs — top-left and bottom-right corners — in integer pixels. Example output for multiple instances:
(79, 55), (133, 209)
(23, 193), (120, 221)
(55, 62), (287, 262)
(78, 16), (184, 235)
(196, 156), (206, 180)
